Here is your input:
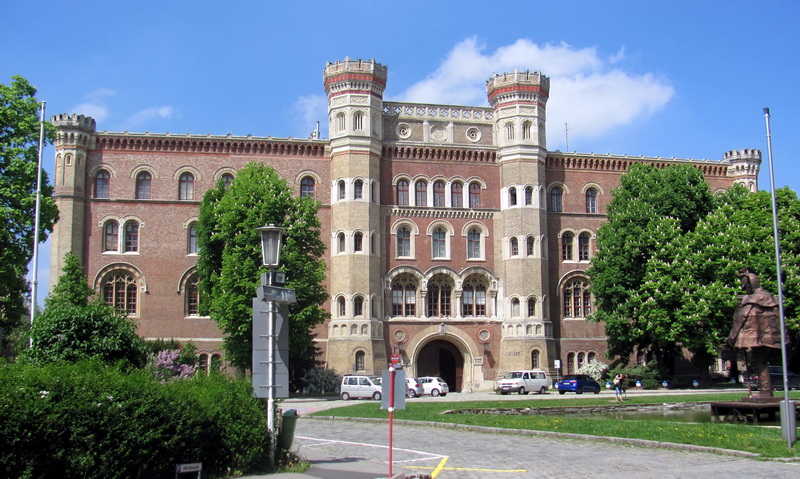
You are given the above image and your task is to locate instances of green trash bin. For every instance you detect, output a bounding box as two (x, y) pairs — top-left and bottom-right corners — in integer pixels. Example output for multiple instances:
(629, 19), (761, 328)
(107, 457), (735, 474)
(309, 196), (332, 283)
(277, 409), (298, 451)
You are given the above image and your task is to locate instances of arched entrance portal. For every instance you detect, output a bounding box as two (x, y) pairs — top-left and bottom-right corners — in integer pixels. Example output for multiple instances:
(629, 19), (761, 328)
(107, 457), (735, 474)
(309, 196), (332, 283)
(416, 339), (464, 392)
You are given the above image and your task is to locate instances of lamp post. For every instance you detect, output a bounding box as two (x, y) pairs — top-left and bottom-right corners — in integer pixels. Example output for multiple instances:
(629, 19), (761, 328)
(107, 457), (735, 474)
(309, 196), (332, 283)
(257, 224), (283, 455)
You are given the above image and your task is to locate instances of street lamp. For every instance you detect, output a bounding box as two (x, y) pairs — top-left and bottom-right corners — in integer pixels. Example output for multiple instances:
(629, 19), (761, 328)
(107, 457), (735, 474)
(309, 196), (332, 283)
(258, 224), (283, 268)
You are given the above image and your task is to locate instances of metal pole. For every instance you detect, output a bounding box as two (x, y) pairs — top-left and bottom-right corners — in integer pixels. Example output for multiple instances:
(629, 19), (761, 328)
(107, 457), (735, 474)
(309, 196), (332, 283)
(29, 101), (46, 343)
(267, 296), (276, 464)
(763, 107), (794, 447)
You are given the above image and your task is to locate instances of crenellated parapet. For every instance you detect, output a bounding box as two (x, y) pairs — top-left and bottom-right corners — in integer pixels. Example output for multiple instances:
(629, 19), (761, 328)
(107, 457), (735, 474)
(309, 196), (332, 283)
(722, 149), (762, 191)
(51, 113), (97, 149)
(323, 57), (388, 99)
(486, 70), (550, 108)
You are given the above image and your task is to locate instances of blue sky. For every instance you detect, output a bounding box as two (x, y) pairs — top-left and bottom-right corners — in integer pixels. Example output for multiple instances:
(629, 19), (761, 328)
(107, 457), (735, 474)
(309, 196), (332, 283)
(2, 1), (798, 302)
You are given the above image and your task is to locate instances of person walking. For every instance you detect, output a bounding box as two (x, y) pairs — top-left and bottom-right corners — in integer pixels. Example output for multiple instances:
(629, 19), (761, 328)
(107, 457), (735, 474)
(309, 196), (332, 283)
(614, 373), (627, 402)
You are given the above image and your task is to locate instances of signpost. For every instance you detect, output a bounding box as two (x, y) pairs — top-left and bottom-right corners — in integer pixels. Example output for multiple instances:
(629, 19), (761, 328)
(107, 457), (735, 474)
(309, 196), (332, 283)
(381, 367), (406, 477)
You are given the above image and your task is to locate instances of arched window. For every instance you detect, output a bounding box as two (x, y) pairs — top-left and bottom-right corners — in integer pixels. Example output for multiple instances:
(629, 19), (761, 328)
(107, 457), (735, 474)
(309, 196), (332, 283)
(426, 275), (452, 317)
(561, 232), (574, 261)
(94, 170), (110, 199)
(353, 111), (364, 131)
(102, 271), (138, 315)
(124, 221), (139, 252)
(509, 187), (517, 206)
(432, 227), (447, 259)
(187, 222), (198, 254)
(522, 121), (532, 140)
(451, 182), (463, 208)
(337, 296), (346, 317)
(221, 173), (234, 189)
(354, 232), (363, 252)
(550, 186), (563, 212)
(103, 221), (119, 252)
(525, 186), (533, 205)
(469, 182), (481, 208)
(526, 236), (535, 256)
(563, 277), (592, 318)
(355, 351), (365, 371)
(198, 353), (209, 373)
(462, 276), (487, 317)
(354, 296), (364, 316)
(567, 352), (575, 374)
(531, 349), (540, 369)
(178, 173), (194, 200)
(578, 232), (591, 261)
(391, 275), (417, 317)
(467, 227), (482, 259)
(396, 180), (409, 206)
(585, 188), (598, 214)
(396, 226), (411, 257)
(527, 297), (536, 317)
(300, 177), (315, 199)
(588, 351), (597, 363)
(336, 112), (345, 132)
(510, 237), (519, 256)
(511, 298), (520, 317)
(136, 172), (151, 200)
(415, 181), (427, 206)
(577, 352), (586, 370)
(210, 354), (222, 372)
(505, 122), (515, 141)
(337, 232), (346, 253)
(338, 180), (346, 200)
(186, 274), (199, 316)
(354, 179), (363, 199)
(433, 181), (445, 207)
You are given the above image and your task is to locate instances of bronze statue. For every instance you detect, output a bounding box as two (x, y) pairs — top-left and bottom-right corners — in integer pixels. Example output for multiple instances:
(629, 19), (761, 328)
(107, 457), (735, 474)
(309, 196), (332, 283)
(726, 267), (784, 397)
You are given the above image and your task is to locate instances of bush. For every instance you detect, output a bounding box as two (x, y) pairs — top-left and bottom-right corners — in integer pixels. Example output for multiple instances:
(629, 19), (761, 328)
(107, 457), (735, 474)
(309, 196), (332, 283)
(606, 361), (663, 390)
(0, 359), (268, 478)
(575, 360), (609, 384)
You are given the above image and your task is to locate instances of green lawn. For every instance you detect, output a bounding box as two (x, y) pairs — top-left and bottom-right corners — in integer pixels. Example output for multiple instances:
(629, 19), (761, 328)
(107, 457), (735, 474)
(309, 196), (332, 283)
(310, 392), (800, 458)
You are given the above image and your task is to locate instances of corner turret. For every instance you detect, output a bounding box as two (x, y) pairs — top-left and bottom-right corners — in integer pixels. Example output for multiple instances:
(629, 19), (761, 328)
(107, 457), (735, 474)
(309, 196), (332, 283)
(723, 149), (761, 192)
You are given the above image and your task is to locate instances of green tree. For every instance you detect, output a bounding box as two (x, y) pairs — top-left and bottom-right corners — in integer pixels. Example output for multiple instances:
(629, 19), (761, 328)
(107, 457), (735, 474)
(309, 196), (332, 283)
(587, 163), (716, 362)
(45, 252), (95, 308)
(197, 163), (328, 387)
(0, 76), (58, 338)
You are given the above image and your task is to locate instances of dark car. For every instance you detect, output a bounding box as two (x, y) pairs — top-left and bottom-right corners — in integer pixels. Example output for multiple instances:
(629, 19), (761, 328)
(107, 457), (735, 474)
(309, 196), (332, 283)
(745, 366), (800, 390)
(556, 374), (601, 395)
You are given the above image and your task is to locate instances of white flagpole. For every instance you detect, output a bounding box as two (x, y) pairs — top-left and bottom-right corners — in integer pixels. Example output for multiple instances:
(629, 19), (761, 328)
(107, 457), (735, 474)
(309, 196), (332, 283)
(29, 101), (46, 342)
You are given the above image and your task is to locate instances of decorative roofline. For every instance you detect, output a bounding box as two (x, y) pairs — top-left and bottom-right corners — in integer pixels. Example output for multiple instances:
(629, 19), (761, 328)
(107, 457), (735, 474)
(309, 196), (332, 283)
(389, 207), (494, 220)
(94, 133), (328, 157)
(546, 152), (730, 177)
(383, 102), (494, 124)
(383, 145), (496, 163)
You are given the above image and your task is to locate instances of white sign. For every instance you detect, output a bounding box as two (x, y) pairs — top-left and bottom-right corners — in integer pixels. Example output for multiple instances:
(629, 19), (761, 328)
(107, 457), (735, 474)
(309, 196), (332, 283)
(554, 360), (561, 369)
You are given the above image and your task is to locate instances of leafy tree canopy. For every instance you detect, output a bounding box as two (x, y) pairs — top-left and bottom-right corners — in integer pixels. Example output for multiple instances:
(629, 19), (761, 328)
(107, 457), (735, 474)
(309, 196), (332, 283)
(197, 162), (328, 387)
(0, 76), (58, 336)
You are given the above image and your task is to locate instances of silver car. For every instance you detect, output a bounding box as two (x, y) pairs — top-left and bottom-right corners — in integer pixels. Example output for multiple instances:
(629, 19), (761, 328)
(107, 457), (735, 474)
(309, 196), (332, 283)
(406, 377), (424, 397)
(418, 376), (449, 396)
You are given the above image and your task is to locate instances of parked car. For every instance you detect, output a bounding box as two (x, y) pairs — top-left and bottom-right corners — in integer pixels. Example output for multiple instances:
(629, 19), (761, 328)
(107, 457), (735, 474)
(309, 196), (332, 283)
(406, 377), (424, 398)
(340, 375), (382, 400)
(556, 374), (601, 395)
(496, 370), (550, 395)
(745, 366), (800, 390)
(418, 376), (449, 396)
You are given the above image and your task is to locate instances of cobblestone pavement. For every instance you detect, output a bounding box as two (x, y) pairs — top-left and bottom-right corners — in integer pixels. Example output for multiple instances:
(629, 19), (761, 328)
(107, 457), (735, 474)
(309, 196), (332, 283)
(291, 418), (800, 479)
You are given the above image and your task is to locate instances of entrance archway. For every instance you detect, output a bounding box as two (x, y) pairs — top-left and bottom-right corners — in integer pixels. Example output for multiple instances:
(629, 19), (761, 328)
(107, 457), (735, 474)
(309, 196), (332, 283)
(415, 339), (464, 392)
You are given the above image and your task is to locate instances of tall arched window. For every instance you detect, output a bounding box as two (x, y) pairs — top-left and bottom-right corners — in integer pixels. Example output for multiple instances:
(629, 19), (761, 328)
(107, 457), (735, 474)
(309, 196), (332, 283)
(103, 221), (119, 252)
(300, 177), (315, 199)
(462, 276), (487, 317)
(353, 111), (364, 130)
(124, 221), (139, 252)
(186, 274), (199, 316)
(178, 173), (194, 200)
(396, 180), (409, 206)
(563, 277), (592, 318)
(391, 275), (417, 317)
(102, 271), (138, 315)
(221, 173), (234, 189)
(338, 180), (346, 200)
(509, 187), (517, 206)
(510, 237), (519, 256)
(198, 354), (209, 373)
(522, 121), (532, 140)
(550, 186), (563, 212)
(354, 296), (364, 316)
(525, 186), (533, 205)
(578, 232), (591, 261)
(354, 232), (363, 252)
(531, 349), (540, 369)
(396, 226), (411, 257)
(505, 122), (515, 141)
(561, 232), (574, 261)
(337, 296), (346, 317)
(526, 236), (535, 256)
(354, 179), (363, 199)
(136, 172), (151, 200)
(432, 227), (446, 258)
(469, 182), (481, 208)
(577, 352), (586, 370)
(337, 232), (346, 253)
(433, 181), (445, 207)
(567, 352), (575, 374)
(451, 182), (463, 208)
(415, 181), (427, 206)
(426, 275), (452, 318)
(187, 222), (198, 254)
(336, 112), (345, 132)
(94, 170), (110, 199)
(527, 297), (536, 317)
(511, 298), (521, 317)
(467, 228), (482, 259)
(355, 351), (365, 371)
(585, 188), (598, 213)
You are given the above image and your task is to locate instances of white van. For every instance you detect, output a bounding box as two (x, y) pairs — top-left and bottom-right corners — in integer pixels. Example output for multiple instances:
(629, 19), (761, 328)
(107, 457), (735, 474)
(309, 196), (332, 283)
(496, 370), (550, 395)
(340, 375), (382, 400)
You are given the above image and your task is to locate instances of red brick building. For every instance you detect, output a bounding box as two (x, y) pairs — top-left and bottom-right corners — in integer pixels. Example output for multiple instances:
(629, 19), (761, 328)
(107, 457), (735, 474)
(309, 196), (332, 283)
(49, 58), (760, 391)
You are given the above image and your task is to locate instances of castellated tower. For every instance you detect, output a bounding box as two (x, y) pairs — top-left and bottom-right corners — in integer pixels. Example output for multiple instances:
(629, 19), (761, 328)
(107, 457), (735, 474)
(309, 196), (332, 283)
(49, 114), (97, 289)
(323, 58), (388, 374)
(486, 70), (556, 372)
(723, 149), (762, 192)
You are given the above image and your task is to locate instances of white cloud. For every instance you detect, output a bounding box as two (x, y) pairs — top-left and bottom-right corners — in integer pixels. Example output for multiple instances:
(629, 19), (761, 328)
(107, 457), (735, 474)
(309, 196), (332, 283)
(290, 94), (328, 138)
(70, 88), (117, 122)
(396, 37), (674, 149)
(122, 106), (174, 130)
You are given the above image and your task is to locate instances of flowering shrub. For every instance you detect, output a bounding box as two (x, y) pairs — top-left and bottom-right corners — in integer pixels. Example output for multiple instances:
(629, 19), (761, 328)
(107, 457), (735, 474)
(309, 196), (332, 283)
(150, 349), (197, 381)
(576, 359), (609, 384)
